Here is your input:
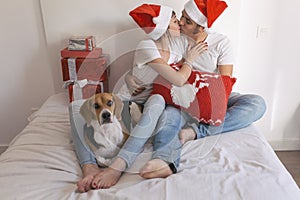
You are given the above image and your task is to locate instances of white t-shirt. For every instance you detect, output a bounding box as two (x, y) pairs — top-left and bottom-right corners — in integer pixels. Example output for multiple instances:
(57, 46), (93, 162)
(118, 36), (188, 103)
(192, 31), (234, 73)
(133, 37), (187, 84)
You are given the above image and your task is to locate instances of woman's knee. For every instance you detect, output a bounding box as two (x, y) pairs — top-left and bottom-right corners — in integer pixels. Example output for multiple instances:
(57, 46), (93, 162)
(144, 94), (166, 113)
(148, 94), (165, 106)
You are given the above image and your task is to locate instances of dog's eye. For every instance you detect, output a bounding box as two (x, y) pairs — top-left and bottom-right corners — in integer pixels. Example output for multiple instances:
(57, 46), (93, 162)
(93, 103), (100, 109)
(107, 100), (113, 107)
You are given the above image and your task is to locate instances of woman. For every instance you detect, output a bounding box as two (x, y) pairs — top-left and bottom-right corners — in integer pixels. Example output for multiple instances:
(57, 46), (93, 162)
(70, 3), (207, 192)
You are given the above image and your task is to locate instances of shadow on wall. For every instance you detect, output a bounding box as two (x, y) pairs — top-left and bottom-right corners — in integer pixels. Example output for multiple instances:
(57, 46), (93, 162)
(109, 51), (135, 93)
(96, 26), (145, 93)
(46, 42), (65, 93)
(283, 103), (300, 143)
(2, 44), (55, 144)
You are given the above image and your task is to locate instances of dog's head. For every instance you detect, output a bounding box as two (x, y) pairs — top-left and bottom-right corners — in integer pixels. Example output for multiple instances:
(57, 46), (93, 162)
(80, 93), (124, 126)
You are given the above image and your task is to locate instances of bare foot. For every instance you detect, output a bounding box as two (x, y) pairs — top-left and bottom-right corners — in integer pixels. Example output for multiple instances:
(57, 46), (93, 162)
(92, 167), (122, 189)
(179, 127), (196, 144)
(91, 157), (126, 189)
(77, 163), (104, 193)
(139, 159), (173, 179)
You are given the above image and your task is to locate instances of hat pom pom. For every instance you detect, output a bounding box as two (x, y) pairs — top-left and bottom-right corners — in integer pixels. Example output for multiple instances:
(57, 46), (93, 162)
(152, 17), (159, 24)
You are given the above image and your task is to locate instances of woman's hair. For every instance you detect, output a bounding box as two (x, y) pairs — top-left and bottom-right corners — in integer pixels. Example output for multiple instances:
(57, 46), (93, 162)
(155, 10), (177, 45)
(172, 11), (176, 17)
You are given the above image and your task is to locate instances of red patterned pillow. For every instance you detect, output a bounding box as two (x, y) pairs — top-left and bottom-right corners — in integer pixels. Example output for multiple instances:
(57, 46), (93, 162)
(152, 65), (236, 126)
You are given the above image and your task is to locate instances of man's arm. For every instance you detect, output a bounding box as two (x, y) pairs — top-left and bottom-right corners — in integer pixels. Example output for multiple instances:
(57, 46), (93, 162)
(124, 70), (145, 96)
(218, 64), (233, 76)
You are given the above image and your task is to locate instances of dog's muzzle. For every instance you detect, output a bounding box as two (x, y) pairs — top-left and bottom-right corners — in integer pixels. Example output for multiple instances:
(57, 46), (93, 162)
(101, 111), (112, 124)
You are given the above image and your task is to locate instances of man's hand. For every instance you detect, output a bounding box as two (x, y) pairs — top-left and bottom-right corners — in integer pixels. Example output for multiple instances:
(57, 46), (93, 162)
(185, 42), (208, 64)
(125, 72), (146, 96)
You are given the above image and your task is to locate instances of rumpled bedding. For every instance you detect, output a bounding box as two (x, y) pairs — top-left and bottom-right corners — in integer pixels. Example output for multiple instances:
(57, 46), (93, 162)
(0, 93), (299, 200)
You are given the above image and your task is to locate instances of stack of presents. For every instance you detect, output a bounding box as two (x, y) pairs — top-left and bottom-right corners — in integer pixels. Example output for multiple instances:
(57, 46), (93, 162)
(60, 36), (109, 102)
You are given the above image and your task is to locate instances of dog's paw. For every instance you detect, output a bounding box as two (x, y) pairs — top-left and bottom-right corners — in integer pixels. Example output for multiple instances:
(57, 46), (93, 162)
(129, 102), (142, 125)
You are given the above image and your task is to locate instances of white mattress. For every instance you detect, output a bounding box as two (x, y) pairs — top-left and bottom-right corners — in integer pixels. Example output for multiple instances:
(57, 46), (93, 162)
(0, 93), (299, 200)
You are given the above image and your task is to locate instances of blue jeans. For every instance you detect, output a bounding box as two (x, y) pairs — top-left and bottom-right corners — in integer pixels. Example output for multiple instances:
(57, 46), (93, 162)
(69, 99), (96, 166)
(69, 94), (165, 168)
(151, 92), (267, 171)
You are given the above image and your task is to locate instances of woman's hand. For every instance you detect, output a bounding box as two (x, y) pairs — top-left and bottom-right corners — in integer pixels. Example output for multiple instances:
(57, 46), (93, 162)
(125, 72), (145, 96)
(185, 42), (208, 64)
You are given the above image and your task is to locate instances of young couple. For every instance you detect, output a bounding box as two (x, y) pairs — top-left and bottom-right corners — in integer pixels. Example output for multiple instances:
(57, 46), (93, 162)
(69, 0), (266, 193)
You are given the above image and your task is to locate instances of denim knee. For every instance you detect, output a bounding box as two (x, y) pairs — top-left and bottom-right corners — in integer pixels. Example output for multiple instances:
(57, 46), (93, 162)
(145, 94), (165, 110)
(156, 106), (182, 130)
(245, 94), (267, 121)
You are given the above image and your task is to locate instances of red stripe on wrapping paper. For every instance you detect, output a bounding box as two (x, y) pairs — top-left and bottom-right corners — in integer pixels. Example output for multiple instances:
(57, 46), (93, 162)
(85, 37), (89, 51)
(61, 57), (108, 81)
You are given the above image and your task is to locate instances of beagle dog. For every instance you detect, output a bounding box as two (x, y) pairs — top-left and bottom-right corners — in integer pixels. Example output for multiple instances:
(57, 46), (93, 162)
(80, 93), (142, 167)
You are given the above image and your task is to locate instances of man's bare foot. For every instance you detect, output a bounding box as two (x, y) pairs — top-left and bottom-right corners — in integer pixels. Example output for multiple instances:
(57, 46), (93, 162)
(91, 157), (126, 189)
(77, 163), (104, 193)
(139, 159), (173, 179)
(179, 127), (196, 144)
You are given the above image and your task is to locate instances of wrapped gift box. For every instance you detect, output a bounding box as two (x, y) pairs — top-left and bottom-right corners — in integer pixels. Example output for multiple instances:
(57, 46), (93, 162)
(68, 36), (96, 51)
(61, 47), (102, 59)
(61, 57), (108, 82)
(61, 56), (109, 102)
(67, 82), (104, 102)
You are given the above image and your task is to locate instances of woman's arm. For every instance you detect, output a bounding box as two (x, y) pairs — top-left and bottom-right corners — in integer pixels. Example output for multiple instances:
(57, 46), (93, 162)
(148, 42), (207, 86)
(148, 59), (192, 86)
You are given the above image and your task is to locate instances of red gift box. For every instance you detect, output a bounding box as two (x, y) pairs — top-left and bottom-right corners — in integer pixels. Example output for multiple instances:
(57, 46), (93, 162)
(61, 47), (102, 59)
(61, 57), (108, 82)
(61, 56), (109, 102)
(67, 82), (104, 102)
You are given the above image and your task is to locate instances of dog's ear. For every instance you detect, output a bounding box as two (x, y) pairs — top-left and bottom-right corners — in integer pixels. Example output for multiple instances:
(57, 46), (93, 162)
(113, 94), (123, 121)
(80, 98), (95, 127)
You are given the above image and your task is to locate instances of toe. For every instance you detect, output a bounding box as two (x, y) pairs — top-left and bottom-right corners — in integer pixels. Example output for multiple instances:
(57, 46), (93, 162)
(77, 175), (94, 193)
(92, 173), (102, 189)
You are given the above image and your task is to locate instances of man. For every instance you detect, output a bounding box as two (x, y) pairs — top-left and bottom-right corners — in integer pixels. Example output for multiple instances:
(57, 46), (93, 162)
(139, 0), (267, 179)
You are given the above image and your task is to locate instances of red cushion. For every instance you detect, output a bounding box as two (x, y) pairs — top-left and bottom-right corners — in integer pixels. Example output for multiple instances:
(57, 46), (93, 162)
(152, 65), (236, 126)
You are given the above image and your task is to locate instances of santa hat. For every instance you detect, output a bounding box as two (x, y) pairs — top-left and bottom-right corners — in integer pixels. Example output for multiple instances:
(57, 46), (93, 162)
(184, 0), (228, 28)
(129, 4), (173, 40)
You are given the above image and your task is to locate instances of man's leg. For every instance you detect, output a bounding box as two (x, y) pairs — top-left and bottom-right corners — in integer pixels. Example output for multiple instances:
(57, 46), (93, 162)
(187, 92), (267, 139)
(140, 105), (186, 178)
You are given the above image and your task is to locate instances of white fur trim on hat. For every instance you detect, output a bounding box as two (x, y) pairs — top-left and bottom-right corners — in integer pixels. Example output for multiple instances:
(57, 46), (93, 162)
(148, 5), (173, 40)
(184, 0), (207, 28)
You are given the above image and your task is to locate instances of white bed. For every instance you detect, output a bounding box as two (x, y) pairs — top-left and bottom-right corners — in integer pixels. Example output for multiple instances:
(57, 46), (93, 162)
(0, 92), (299, 200)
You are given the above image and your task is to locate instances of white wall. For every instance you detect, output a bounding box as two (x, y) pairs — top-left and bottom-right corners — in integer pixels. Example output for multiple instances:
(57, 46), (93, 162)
(0, 0), (299, 150)
(0, 0), (55, 147)
(236, 0), (300, 149)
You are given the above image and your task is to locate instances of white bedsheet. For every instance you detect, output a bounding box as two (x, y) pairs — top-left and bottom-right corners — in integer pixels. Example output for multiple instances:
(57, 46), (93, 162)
(0, 93), (299, 200)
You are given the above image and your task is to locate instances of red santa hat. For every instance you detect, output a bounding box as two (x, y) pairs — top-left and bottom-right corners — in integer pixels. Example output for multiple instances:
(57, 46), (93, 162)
(184, 0), (228, 28)
(129, 4), (173, 40)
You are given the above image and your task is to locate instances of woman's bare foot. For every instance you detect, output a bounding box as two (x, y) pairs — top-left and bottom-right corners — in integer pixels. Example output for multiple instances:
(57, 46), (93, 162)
(77, 163), (104, 193)
(179, 128), (196, 144)
(139, 159), (173, 179)
(92, 167), (122, 189)
(91, 157), (126, 189)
